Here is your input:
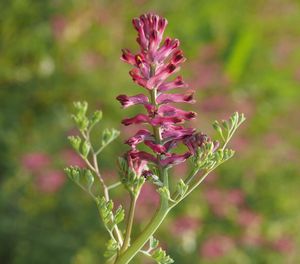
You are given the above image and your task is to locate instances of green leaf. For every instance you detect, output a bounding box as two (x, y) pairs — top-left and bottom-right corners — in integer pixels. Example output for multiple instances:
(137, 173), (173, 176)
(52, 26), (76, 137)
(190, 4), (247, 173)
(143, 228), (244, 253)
(151, 248), (174, 264)
(114, 206), (125, 225)
(101, 128), (120, 145)
(104, 239), (119, 258)
(90, 110), (102, 126)
(81, 140), (90, 158)
(68, 136), (81, 152)
(175, 179), (188, 198)
(84, 169), (94, 192)
(149, 236), (159, 250)
(65, 166), (80, 183)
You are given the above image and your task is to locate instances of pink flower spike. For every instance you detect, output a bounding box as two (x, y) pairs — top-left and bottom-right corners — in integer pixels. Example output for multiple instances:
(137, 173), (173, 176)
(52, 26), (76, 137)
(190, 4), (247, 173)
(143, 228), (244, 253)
(160, 152), (191, 167)
(158, 76), (188, 92)
(122, 114), (149, 126)
(116, 94), (149, 108)
(157, 90), (195, 104)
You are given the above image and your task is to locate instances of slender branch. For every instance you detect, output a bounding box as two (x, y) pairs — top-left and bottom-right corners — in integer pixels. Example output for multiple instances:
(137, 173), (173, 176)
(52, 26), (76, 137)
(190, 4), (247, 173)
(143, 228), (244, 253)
(107, 181), (122, 191)
(80, 129), (123, 246)
(119, 194), (138, 254)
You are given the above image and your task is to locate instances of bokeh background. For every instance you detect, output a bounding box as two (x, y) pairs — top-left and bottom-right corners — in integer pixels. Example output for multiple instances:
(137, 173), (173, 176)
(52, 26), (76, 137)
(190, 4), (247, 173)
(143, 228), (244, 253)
(1, 0), (300, 263)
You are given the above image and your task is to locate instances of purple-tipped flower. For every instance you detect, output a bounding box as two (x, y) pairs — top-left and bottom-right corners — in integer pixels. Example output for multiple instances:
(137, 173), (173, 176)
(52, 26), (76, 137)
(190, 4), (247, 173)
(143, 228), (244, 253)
(117, 13), (202, 170)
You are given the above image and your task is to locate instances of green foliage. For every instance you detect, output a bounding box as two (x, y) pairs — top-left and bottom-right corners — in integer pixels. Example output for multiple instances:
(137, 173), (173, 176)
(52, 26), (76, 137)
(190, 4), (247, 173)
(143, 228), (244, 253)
(104, 239), (119, 259)
(96, 197), (125, 232)
(151, 248), (174, 264)
(213, 112), (246, 147)
(65, 166), (95, 195)
(175, 179), (188, 198)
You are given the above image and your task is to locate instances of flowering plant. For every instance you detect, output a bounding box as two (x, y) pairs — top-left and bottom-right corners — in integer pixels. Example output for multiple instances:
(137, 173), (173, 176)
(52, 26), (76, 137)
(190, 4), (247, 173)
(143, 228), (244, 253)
(65, 13), (245, 264)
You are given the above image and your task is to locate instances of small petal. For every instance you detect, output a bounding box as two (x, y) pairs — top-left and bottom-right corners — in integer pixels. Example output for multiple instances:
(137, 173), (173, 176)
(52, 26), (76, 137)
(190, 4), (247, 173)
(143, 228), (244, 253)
(155, 37), (180, 62)
(148, 63), (180, 88)
(144, 140), (166, 154)
(157, 90), (195, 104)
(129, 68), (148, 88)
(127, 150), (148, 176)
(122, 114), (149, 126)
(162, 125), (195, 141)
(160, 152), (191, 167)
(158, 105), (197, 120)
(158, 76), (188, 92)
(126, 129), (152, 147)
(151, 116), (183, 126)
(171, 49), (186, 65)
(121, 49), (136, 65)
(130, 150), (158, 164)
(116, 94), (149, 108)
(135, 54), (150, 78)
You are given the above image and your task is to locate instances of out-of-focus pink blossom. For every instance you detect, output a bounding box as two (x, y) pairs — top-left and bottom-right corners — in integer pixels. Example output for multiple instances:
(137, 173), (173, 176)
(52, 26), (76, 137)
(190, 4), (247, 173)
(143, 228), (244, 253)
(61, 149), (85, 168)
(135, 183), (160, 221)
(22, 152), (51, 172)
(51, 15), (67, 40)
(36, 170), (65, 193)
(227, 189), (245, 207)
(204, 187), (246, 217)
(240, 234), (264, 247)
(170, 216), (201, 236)
(200, 235), (235, 259)
(238, 209), (262, 227)
(272, 236), (295, 254)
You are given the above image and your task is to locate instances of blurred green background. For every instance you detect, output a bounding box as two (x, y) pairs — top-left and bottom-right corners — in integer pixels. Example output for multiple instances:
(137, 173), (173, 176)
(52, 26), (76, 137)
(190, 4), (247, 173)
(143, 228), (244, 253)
(1, 0), (299, 263)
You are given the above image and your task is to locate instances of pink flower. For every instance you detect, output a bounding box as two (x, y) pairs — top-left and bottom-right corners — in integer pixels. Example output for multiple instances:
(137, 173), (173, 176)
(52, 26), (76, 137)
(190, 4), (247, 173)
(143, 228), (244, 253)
(200, 235), (235, 259)
(156, 91), (195, 104)
(116, 94), (149, 108)
(272, 236), (295, 254)
(135, 183), (160, 221)
(238, 209), (262, 228)
(126, 150), (149, 177)
(22, 152), (51, 172)
(61, 149), (85, 168)
(171, 216), (201, 236)
(36, 170), (65, 193)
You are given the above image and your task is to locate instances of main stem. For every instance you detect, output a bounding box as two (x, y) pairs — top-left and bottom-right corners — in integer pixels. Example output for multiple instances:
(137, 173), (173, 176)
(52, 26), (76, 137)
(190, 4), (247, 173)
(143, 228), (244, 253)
(115, 194), (170, 264)
(116, 82), (171, 263)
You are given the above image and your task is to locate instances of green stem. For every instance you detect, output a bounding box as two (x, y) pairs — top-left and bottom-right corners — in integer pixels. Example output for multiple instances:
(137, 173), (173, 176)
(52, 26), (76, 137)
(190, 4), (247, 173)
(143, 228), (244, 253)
(119, 194), (138, 254)
(115, 195), (170, 264)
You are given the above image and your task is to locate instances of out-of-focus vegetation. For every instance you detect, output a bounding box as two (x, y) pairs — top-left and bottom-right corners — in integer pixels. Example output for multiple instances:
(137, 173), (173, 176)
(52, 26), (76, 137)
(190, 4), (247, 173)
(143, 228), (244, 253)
(0, 0), (299, 263)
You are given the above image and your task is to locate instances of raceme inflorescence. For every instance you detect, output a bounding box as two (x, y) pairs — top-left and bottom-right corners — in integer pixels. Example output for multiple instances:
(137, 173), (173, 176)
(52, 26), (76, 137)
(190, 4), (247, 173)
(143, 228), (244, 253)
(65, 13), (245, 264)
